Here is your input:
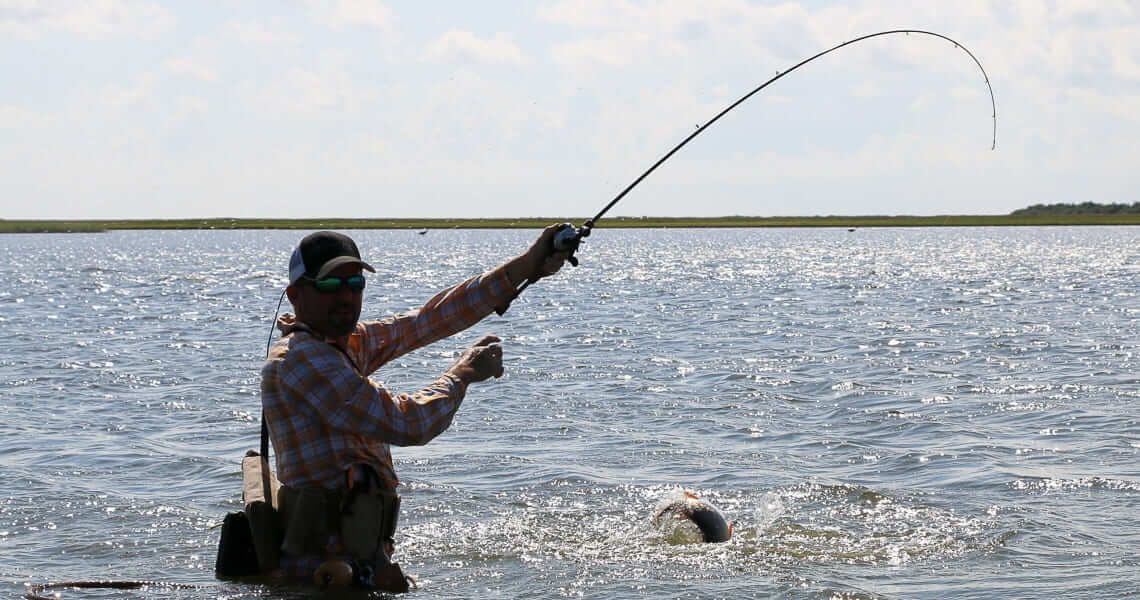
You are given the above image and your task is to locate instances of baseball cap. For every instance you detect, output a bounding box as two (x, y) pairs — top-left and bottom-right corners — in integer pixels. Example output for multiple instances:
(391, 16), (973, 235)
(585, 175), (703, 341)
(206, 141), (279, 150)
(288, 231), (376, 285)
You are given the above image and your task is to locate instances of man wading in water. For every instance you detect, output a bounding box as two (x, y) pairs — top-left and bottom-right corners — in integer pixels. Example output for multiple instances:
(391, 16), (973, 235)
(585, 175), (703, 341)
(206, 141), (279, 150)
(261, 227), (569, 591)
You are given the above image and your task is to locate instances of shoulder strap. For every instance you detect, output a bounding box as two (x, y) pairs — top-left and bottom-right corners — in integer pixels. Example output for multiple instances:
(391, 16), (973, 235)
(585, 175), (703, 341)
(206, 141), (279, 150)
(260, 411), (269, 458)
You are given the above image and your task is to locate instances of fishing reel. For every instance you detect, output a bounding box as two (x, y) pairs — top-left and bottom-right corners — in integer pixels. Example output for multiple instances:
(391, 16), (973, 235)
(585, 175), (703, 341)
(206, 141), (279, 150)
(494, 221), (589, 316)
(553, 222), (589, 267)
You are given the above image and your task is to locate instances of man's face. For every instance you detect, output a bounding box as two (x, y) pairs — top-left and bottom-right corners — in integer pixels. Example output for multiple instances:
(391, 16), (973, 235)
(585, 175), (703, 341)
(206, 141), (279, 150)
(289, 263), (365, 339)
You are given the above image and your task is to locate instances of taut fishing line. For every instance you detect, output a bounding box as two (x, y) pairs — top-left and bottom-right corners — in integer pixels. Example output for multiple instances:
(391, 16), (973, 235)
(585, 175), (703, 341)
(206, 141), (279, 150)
(504, 28), (997, 308)
(267, 288), (288, 359)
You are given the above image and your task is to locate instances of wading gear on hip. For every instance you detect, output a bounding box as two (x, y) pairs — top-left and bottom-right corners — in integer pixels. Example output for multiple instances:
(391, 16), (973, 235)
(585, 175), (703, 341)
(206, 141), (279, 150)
(278, 464), (409, 592)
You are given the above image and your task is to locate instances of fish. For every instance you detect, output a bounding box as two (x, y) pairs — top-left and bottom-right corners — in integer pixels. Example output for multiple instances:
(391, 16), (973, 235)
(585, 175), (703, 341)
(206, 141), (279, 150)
(652, 489), (733, 543)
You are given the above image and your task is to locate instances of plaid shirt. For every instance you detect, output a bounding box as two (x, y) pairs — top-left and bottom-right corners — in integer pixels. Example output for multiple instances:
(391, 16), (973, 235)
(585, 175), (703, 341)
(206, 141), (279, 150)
(261, 265), (516, 491)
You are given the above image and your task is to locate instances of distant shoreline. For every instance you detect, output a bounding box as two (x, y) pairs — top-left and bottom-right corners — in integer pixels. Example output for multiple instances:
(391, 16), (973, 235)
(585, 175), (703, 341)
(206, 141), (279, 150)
(2, 215), (1139, 234)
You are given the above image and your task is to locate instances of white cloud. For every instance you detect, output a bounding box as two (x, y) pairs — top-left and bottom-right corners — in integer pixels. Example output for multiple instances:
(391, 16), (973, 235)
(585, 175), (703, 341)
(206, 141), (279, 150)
(166, 57), (217, 82)
(425, 30), (530, 65)
(99, 74), (157, 111)
(852, 80), (880, 98)
(534, 0), (609, 28)
(0, 103), (43, 129)
(224, 19), (302, 46)
(1067, 88), (1140, 125)
(0, 0), (174, 39)
(1056, 0), (1134, 24)
(308, 0), (394, 31)
(542, 0), (815, 69)
(550, 31), (655, 69)
(245, 65), (372, 116)
(172, 95), (209, 120)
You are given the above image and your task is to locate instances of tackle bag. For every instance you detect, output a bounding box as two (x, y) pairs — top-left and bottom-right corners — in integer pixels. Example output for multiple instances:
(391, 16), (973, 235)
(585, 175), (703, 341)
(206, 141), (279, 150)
(215, 509), (259, 577)
(215, 416), (283, 577)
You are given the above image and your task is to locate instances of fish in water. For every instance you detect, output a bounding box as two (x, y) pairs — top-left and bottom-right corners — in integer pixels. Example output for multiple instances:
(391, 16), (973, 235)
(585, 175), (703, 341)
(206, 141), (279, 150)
(652, 489), (733, 543)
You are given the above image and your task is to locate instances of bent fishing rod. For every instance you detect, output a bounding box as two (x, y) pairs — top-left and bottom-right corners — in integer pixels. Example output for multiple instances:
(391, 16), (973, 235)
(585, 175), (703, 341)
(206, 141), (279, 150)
(500, 28), (996, 312)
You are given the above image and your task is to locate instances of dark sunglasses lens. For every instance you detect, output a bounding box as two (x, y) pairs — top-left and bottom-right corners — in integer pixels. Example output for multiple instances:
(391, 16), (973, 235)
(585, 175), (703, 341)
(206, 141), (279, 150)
(345, 275), (366, 292)
(313, 275), (366, 293)
(314, 278), (339, 293)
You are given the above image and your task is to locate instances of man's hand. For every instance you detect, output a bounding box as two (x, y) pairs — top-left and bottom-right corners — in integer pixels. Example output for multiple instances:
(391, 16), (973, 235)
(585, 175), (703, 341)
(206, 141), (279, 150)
(446, 335), (505, 384)
(507, 224), (572, 286)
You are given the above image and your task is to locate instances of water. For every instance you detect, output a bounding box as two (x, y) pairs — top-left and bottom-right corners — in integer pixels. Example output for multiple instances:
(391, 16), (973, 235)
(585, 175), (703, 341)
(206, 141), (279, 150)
(1, 227), (1137, 599)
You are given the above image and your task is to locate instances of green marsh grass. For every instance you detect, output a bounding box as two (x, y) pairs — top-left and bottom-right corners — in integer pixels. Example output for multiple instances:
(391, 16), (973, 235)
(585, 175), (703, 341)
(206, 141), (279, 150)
(3, 214), (1139, 234)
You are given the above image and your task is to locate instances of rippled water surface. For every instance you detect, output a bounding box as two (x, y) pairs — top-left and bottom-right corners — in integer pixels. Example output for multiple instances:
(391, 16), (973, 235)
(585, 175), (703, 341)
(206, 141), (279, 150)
(1, 227), (1137, 599)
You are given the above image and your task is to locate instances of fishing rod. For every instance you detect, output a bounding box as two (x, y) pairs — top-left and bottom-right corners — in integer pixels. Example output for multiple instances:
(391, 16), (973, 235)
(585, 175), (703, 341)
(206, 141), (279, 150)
(504, 28), (996, 307)
(23, 580), (201, 599)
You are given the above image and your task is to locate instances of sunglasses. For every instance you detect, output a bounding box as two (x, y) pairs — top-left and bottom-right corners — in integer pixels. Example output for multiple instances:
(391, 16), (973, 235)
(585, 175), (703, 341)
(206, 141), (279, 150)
(303, 274), (367, 294)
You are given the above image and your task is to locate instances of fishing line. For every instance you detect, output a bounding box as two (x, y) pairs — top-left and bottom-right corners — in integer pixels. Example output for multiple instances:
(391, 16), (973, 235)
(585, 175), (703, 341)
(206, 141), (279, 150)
(508, 28), (997, 305)
(267, 288), (288, 359)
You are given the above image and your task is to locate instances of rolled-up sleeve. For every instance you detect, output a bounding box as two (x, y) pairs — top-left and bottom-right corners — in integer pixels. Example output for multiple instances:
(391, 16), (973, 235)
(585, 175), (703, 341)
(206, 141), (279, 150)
(354, 265), (516, 374)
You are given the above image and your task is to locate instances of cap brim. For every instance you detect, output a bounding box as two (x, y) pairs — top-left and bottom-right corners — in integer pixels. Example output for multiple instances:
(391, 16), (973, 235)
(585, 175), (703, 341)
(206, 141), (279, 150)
(314, 256), (376, 279)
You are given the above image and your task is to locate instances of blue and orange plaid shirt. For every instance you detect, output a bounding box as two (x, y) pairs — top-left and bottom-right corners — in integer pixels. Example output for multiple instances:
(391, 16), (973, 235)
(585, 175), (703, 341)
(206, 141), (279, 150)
(261, 265), (517, 491)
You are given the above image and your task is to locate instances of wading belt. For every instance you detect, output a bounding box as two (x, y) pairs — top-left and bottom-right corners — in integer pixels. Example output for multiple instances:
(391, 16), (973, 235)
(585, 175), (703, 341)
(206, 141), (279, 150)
(278, 465), (400, 566)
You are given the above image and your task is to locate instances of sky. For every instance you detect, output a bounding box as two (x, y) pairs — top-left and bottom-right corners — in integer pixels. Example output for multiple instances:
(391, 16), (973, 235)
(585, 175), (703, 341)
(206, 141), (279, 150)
(1, 1), (1137, 219)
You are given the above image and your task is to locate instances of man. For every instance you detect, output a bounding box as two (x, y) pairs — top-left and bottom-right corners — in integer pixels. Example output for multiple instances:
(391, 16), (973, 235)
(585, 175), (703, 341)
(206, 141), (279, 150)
(261, 226), (569, 590)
